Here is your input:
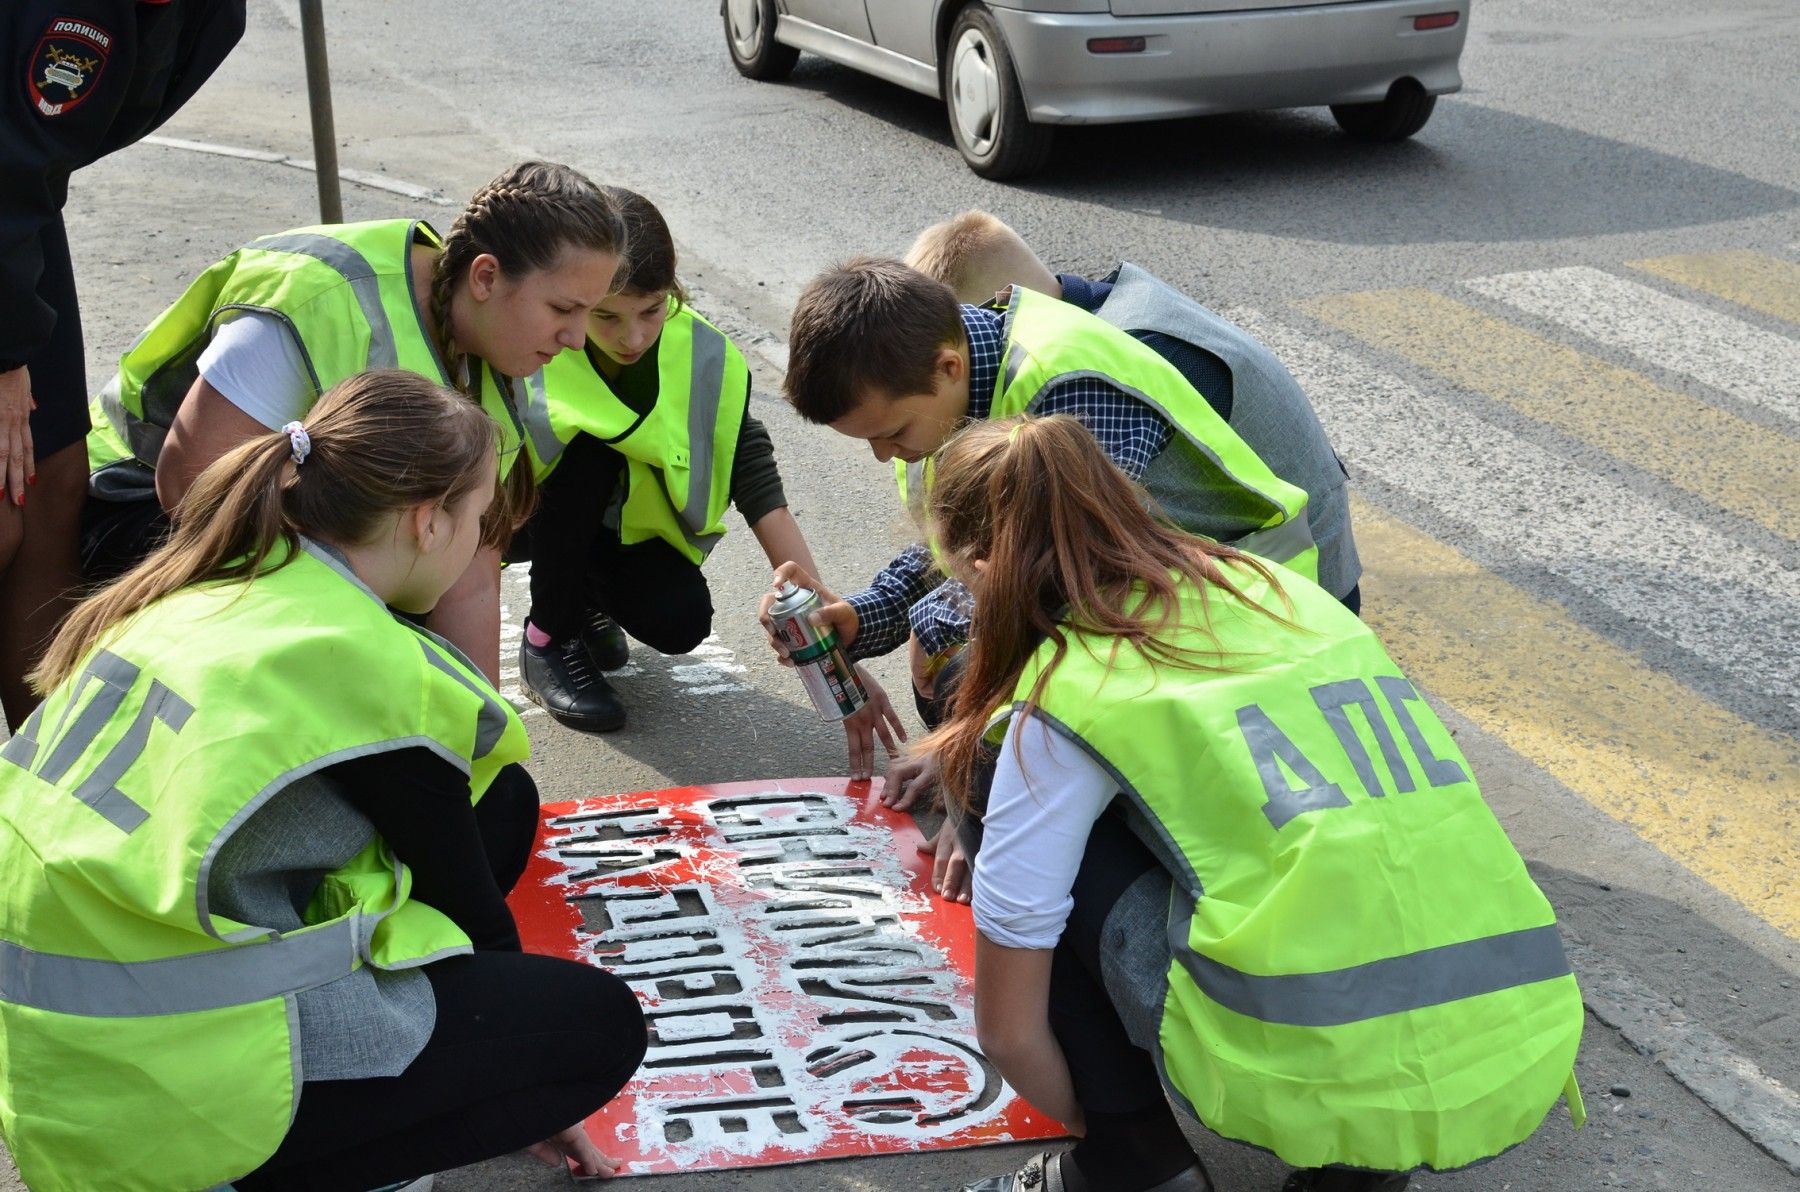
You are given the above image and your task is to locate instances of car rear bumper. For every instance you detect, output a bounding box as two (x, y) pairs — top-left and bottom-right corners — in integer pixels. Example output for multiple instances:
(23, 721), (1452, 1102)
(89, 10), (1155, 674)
(989, 0), (1468, 125)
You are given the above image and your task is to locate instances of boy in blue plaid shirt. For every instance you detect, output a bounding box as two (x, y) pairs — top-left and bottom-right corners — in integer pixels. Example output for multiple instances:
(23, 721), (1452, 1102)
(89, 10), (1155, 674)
(761, 256), (1314, 809)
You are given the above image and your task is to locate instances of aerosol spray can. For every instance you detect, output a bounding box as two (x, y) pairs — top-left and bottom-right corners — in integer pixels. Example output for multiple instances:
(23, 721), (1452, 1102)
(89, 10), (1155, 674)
(767, 581), (868, 722)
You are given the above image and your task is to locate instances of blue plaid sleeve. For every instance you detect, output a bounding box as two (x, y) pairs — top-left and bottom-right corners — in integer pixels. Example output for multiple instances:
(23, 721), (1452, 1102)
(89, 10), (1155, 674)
(1033, 378), (1173, 481)
(844, 543), (941, 661)
(909, 578), (975, 658)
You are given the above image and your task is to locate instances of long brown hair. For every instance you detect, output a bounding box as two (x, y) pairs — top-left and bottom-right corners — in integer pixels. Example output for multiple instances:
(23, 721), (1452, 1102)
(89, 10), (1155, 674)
(427, 161), (628, 541)
(921, 415), (1291, 807)
(33, 371), (496, 693)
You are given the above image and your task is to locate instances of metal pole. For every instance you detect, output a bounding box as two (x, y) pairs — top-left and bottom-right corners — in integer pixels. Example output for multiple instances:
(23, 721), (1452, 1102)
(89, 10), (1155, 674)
(298, 0), (343, 223)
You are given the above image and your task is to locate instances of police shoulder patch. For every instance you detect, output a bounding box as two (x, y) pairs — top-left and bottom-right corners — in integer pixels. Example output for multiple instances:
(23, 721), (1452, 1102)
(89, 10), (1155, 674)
(27, 17), (113, 117)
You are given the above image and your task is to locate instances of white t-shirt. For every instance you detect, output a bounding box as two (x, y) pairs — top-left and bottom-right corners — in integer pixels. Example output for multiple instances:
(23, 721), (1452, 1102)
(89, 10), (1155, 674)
(195, 311), (316, 429)
(970, 713), (1119, 951)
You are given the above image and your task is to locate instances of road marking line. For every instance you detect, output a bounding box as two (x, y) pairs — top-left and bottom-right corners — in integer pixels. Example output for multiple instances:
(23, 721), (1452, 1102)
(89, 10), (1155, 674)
(1227, 307), (1800, 715)
(1566, 939), (1800, 1175)
(1464, 266), (1800, 424)
(1353, 499), (1800, 940)
(1297, 289), (1800, 542)
(1629, 250), (1800, 327)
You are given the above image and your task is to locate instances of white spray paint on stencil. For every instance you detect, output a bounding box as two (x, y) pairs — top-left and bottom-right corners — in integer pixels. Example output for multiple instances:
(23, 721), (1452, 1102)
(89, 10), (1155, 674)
(531, 784), (1028, 1167)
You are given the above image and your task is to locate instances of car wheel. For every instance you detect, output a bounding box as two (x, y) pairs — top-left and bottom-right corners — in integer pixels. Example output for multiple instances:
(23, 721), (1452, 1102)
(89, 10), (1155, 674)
(944, 5), (1054, 180)
(1330, 80), (1437, 142)
(724, 0), (799, 81)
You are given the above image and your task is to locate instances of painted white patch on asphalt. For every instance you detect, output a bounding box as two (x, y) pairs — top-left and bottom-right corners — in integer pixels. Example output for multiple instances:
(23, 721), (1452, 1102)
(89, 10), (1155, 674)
(667, 635), (752, 695)
(1465, 266), (1800, 423)
(1230, 307), (1800, 714)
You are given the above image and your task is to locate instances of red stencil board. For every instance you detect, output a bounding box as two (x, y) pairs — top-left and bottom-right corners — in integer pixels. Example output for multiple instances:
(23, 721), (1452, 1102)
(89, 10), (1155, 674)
(507, 777), (1067, 1175)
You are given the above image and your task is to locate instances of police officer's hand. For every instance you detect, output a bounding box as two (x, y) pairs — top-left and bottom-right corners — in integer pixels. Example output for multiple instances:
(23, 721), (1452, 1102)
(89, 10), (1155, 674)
(932, 817), (972, 904)
(757, 562), (859, 666)
(527, 1121), (621, 1179)
(0, 367), (35, 509)
(844, 664), (906, 782)
(883, 746), (940, 811)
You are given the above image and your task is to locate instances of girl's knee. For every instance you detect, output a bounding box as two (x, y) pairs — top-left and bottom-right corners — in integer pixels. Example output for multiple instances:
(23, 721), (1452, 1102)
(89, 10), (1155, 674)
(628, 598), (713, 656)
(564, 965), (648, 1100)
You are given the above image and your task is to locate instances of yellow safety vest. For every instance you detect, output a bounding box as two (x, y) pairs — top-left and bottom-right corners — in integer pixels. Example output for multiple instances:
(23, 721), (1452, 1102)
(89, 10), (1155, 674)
(0, 539), (527, 1191)
(898, 289), (1318, 581)
(522, 300), (749, 564)
(1004, 563), (1584, 1171)
(88, 219), (529, 483)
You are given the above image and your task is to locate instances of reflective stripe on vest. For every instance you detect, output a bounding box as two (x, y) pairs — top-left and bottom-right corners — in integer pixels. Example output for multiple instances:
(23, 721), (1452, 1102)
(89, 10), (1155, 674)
(1169, 908), (1570, 1028)
(520, 366), (566, 472)
(83, 220), (544, 483)
(0, 540), (527, 1191)
(0, 916), (357, 1017)
(531, 303), (749, 563)
(249, 231), (401, 370)
(1014, 567), (1583, 1172)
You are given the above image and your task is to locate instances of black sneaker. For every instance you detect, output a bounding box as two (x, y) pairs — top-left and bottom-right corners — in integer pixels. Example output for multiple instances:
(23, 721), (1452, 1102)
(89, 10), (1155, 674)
(580, 610), (630, 672)
(961, 1152), (1209, 1192)
(1280, 1170), (1410, 1192)
(519, 636), (626, 733)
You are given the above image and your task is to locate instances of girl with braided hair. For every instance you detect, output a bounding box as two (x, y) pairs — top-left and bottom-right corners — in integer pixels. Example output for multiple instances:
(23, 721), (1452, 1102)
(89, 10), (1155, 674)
(79, 160), (625, 679)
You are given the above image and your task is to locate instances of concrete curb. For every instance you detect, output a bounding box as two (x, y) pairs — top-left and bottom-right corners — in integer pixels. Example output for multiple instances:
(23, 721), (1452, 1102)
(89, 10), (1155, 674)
(1567, 938), (1800, 1175)
(140, 133), (453, 205)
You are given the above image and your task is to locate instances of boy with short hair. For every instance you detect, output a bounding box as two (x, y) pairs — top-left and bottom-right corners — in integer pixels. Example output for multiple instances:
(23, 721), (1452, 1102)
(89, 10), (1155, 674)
(905, 210), (1362, 611)
(777, 256), (1317, 727)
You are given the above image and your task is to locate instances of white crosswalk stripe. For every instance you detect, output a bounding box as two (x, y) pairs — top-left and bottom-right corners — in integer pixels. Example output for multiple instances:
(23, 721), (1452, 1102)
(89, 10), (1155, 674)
(1228, 306), (1800, 715)
(1463, 266), (1800, 423)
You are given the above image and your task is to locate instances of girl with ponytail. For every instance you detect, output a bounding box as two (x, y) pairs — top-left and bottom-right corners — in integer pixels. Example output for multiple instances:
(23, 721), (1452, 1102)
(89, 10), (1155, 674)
(917, 416), (1582, 1192)
(6, 371), (645, 1191)
(80, 161), (628, 681)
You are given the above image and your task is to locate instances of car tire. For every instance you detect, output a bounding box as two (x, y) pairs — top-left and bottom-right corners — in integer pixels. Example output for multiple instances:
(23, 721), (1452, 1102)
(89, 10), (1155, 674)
(724, 0), (799, 82)
(1330, 80), (1437, 142)
(944, 5), (1054, 180)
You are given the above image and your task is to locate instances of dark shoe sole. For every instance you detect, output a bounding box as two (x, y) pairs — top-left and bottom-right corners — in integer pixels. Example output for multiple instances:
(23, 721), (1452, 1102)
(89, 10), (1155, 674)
(522, 684), (627, 733)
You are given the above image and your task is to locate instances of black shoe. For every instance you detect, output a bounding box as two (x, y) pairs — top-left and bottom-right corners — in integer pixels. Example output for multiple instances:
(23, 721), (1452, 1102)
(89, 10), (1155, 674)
(1281, 1170), (1410, 1192)
(519, 636), (626, 733)
(580, 610), (630, 672)
(961, 1152), (1210, 1192)
(959, 1151), (1074, 1192)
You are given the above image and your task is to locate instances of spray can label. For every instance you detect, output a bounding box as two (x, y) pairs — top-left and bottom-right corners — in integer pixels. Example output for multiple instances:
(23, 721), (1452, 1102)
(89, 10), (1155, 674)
(768, 585), (869, 722)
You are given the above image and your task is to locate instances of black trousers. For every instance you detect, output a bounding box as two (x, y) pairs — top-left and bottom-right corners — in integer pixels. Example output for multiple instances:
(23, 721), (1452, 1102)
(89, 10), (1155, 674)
(235, 770), (648, 1190)
(79, 490), (166, 582)
(235, 952), (647, 1190)
(1046, 810), (1168, 1114)
(516, 431), (712, 653)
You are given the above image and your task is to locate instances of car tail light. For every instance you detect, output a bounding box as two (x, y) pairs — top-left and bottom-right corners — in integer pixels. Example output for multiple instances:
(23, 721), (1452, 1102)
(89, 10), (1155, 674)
(1087, 37), (1147, 54)
(1413, 12), (1460, 30)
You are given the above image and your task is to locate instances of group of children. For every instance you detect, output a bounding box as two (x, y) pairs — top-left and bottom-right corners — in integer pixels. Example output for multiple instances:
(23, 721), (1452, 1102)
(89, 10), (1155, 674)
(0, 163), (1585, 1192)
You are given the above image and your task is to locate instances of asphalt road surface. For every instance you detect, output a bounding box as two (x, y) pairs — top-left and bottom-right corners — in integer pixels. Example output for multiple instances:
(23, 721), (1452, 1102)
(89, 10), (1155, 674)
(4, 1), (1796, 1188)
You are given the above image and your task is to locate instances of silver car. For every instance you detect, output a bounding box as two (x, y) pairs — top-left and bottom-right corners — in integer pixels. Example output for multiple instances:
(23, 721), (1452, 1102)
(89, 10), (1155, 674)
(722, 0), (1470, 178)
